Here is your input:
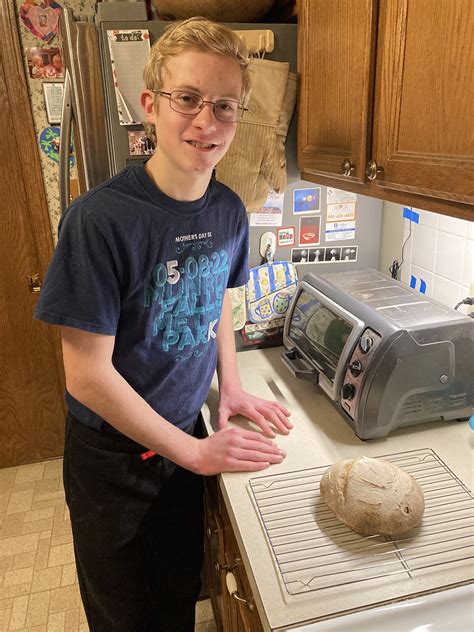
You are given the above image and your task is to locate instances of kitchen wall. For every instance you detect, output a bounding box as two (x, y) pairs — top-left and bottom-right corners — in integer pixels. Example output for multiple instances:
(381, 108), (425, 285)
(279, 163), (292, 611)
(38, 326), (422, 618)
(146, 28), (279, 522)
(14, 0), (96, 240)
(378, 203), (473, 315)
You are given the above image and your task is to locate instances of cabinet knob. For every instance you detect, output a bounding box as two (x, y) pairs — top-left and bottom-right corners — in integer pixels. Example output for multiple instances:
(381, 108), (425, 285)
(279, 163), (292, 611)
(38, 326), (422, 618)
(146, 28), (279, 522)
(341, 158), (356, 177)
(225, 572), (255, 611)
(206, 526), (217, 540)
(365, 160), (384, 181)
(214, 561), (228, 574)
(215, 559), (239, 575)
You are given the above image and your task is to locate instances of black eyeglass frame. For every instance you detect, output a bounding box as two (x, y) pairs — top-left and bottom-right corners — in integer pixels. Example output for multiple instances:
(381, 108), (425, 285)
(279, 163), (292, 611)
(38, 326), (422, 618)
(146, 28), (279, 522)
(150, 89), (248, 123)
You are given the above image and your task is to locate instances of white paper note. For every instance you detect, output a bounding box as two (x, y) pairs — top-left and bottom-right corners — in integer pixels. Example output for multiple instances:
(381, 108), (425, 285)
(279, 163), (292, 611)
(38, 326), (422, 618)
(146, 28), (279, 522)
(107, 30), (151, 125)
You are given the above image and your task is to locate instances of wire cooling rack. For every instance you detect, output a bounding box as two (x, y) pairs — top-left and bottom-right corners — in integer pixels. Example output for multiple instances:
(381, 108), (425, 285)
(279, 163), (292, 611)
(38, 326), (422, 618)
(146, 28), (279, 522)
(248, 448), (474, 596)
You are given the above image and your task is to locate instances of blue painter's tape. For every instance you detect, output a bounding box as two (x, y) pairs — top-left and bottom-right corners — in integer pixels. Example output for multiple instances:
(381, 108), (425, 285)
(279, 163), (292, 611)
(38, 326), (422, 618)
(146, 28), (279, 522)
(419, 279), (427, 294)
(403, 207), (420, 223)
(410, 275), (417, 289)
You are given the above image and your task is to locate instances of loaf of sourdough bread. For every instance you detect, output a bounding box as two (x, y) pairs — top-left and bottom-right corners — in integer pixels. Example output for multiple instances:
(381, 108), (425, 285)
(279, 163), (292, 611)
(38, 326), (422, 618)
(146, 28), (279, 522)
(320, 456), (425, 536)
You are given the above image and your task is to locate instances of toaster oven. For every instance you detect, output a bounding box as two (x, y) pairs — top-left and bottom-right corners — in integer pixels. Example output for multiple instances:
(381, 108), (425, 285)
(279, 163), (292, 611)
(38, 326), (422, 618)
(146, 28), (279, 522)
(282, 269), (473, 439)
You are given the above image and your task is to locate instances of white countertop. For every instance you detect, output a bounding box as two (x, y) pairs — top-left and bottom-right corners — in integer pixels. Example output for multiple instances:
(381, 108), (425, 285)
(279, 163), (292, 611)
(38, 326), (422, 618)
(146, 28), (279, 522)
(201, 346), (474, 631)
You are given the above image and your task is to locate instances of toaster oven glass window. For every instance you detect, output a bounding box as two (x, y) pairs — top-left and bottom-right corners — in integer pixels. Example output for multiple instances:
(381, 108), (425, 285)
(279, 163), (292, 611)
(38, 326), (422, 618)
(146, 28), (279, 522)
(288, 290), (353, 381)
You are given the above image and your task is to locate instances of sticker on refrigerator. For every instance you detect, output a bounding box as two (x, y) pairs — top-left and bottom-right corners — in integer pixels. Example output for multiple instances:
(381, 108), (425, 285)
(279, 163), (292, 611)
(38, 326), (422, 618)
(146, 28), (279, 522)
(298, 216), (320, 246)
(326, 188), (357, 205)
(292, 187), (320, 214)
(325, 220), (356, 241)
(249, 190), (284, 227)
(277, 226), (295, 247)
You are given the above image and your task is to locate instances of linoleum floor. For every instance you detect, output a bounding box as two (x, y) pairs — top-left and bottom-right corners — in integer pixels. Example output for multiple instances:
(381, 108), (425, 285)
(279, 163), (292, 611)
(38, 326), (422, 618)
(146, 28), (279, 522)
(0, 458), (217, 631)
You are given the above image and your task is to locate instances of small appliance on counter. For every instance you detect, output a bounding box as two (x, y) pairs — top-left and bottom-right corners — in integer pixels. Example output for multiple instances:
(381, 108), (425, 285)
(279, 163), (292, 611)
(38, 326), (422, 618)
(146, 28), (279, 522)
(282, 268), (474, 439)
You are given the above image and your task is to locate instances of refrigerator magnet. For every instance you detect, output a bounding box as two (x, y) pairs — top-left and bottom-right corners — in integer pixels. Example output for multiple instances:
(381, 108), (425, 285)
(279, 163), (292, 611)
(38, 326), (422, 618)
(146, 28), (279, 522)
(341, 246), (358, 261)
(128, 130), (154, 156)
(277, 227), (295, 247)
(326, 187), (357, 205)
(20, 1), (62, 43)
(291, 248), (309, 264)
(309, 248), (325, 263)
(27, 47), (63, 79)
(39, 126), (75, 167)
(42, 82), (63, 124)
(293, 187), (321, 214)
(325, 247), (342, 262)
(298, 216), (321, 246)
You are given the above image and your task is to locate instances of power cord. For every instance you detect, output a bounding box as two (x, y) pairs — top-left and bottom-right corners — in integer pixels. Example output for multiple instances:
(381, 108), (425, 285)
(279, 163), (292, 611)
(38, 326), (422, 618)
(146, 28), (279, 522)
(454, 297), (474, 311)
(389, 219), (413, 280)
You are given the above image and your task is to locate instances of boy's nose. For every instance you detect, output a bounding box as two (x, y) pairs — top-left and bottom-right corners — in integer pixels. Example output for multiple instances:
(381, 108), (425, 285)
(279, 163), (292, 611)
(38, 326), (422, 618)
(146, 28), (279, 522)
(192, 103), (218, 130)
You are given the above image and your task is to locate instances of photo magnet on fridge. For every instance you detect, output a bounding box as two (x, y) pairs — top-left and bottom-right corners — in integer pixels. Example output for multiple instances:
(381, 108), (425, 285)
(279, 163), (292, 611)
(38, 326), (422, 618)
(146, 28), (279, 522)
(27, 47), (63, 79)
(128, 130), (154, 156)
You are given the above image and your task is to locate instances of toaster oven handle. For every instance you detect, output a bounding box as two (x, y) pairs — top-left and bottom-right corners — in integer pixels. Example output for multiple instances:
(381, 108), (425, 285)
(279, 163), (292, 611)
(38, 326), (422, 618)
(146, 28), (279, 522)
(281, 349), (320, 382)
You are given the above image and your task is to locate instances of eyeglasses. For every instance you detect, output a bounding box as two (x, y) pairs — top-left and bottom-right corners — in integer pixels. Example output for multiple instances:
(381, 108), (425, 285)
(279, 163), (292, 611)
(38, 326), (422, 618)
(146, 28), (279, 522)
(151, 89), (247, 123)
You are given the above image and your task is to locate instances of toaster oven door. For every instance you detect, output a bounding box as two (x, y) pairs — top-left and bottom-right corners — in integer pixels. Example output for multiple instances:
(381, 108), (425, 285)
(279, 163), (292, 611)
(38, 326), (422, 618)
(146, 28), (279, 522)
(283, 282), (365, 400)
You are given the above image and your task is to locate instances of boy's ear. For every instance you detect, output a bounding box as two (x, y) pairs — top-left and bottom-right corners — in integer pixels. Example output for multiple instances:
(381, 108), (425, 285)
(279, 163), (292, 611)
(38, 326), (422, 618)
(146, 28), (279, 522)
(141, 90), (156, 122)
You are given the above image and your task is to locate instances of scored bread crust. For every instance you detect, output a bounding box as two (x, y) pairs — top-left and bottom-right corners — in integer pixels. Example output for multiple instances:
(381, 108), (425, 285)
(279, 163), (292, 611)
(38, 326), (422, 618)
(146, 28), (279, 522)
(319, 456), (425, 536)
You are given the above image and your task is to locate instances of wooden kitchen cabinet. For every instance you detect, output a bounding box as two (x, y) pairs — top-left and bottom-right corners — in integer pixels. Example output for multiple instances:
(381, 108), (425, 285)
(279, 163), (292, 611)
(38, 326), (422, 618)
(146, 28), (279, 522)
(203, 476), (264, 632)
(298, 0), (474, 219)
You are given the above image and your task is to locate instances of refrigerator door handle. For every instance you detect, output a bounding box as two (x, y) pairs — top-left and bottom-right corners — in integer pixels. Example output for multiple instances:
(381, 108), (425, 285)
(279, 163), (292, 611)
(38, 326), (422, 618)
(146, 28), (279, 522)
(59, 69), (73, 216)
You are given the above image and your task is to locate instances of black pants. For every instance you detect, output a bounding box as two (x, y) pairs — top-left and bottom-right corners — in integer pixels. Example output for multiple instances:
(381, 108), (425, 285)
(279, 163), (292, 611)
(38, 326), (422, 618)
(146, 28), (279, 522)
(63, 413), (204, 632)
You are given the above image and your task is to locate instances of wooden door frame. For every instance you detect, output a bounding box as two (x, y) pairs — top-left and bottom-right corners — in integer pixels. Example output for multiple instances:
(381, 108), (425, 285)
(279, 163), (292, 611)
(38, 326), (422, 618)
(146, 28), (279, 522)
(1, 0), (56, 273)
(0, 1), (65, 411)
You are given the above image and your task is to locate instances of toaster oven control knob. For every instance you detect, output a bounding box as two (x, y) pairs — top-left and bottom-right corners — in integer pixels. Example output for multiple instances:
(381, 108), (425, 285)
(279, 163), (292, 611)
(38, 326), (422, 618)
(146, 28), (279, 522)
(342, 382), (356, 400)
(359, 334), (374, 354)
(348, 360), (363, 377)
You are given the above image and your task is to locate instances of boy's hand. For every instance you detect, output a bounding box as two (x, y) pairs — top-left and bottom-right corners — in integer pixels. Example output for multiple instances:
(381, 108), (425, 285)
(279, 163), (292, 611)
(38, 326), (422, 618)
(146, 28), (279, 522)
(194, 428), (286, 475)
(218, 387), (292, 438)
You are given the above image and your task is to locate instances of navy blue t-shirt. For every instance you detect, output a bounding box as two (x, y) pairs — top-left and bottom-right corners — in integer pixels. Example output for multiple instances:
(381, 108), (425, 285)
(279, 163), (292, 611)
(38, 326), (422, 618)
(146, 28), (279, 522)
(35, 163), (249, 432)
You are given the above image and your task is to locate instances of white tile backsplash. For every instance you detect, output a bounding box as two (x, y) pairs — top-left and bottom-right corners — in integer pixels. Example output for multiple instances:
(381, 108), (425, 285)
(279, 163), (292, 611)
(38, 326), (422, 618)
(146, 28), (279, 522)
(468, 222), (474, 240)
(434, 232), (465, 283)
(438, 214), (469, 238)
(461, 239), (473, 288)
(414, 208), (439, 228)
(388, 206), (473, 313)
(412, 224), (438, 271)
(432, 275), (464, 309)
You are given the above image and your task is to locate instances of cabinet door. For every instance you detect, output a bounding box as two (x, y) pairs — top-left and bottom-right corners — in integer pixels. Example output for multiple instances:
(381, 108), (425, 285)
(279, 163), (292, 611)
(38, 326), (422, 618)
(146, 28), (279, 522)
(224, 518), (264, 632)
(203, 477), (230, 632)
(298, 0), (377, 182)
(371, 0), (474, 204)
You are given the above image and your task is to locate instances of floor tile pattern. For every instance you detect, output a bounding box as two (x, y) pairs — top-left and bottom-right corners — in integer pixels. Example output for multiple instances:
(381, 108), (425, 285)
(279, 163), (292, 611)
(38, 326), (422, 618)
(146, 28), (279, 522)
(0, 459), (216, 631)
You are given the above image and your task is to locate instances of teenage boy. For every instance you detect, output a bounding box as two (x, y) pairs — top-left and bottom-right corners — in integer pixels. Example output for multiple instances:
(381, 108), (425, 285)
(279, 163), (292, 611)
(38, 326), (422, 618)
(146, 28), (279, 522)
(35, 17), (292, 632)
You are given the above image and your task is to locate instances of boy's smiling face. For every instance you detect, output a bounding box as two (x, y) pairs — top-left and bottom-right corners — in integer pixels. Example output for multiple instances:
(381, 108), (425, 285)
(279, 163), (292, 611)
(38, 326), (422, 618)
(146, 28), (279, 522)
(144, 50), (243, 183)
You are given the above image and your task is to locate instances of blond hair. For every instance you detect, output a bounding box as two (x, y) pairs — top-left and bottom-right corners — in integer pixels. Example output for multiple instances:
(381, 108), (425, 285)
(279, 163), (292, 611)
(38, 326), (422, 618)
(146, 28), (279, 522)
(143, 17), (251, 143)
